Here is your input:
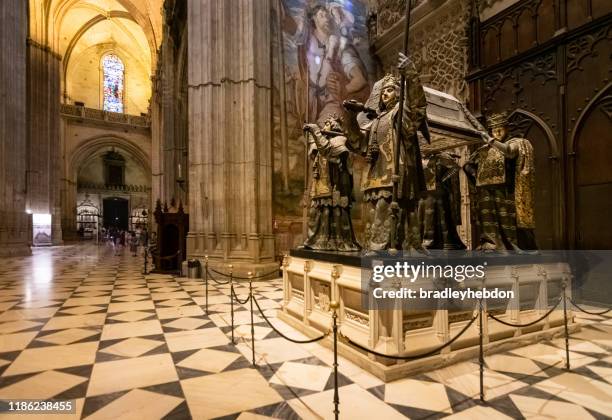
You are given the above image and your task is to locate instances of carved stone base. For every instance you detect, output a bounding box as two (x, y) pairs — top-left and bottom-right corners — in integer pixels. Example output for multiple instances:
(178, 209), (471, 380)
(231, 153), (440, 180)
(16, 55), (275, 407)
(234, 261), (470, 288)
(278, 311), (579, 381)
(280, 254), (579, 381)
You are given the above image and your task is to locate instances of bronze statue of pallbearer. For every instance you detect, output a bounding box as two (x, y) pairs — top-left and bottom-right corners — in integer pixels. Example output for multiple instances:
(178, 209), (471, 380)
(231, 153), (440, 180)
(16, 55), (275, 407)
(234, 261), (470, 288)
(418, 151), (466, 251)
(342, 52), (429, 254)
(463, 111), (537, 251)
(301, 115), (360, 252)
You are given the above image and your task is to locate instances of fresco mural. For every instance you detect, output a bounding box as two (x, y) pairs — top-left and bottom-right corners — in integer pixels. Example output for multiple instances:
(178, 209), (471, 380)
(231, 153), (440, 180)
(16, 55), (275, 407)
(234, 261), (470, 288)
(273, 0), (375, 219)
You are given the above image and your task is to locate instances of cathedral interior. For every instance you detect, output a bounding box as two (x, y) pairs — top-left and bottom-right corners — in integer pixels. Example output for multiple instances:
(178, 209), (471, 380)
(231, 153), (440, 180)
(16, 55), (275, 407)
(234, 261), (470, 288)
(0, 0), (610, 418)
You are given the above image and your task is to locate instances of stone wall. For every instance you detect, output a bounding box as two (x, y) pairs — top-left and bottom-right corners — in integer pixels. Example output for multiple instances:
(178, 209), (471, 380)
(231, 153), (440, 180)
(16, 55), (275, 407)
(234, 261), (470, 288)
(0, 0), (30, 256)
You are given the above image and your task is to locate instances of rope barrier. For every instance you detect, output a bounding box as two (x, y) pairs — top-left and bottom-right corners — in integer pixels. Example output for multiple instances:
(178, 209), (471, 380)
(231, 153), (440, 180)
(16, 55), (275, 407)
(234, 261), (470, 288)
(342, 314), (478, 360)
(233, 269), (280, 280)
(151, 250), (181, 261)
(208, 267), (233, 278)
(207, 266), (280, 281)
(252, 295), (330, 344)
(488, 296), (563, 328)
(231, 286), (251, 305)
(206, 268), (231, 285)
(569, 299), (611, 316)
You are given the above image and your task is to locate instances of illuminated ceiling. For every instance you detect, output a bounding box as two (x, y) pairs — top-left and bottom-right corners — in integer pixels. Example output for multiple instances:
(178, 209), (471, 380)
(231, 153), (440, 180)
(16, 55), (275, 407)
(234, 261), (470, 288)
(30, 0), (163, 71)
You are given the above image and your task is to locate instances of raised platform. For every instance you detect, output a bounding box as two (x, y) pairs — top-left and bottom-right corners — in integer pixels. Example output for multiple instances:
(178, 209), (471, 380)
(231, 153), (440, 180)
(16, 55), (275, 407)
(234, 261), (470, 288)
(290, 248), (362, 266)
(280, 252), (579, 382)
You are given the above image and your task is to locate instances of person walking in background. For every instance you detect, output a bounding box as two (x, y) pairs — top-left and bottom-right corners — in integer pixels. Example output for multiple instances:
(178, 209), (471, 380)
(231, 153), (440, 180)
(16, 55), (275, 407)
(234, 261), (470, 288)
(115, 229), (125, 256)
(130, 231), (138, 256)
(140, 227), (149, 256)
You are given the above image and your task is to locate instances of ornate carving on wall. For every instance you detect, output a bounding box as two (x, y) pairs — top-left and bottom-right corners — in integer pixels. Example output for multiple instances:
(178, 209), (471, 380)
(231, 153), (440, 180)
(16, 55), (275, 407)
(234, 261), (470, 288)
(520, 53), (556, 83)
(376, 0), (472, 101)
(483, 67), (514, 104)
(508, 112), (535, 138)
(567, 25), (612, 74)
(480, 0), (539, 30)
(482, 50), (556, 107)
(415, 3), (472, 100)
(377, 0), (403, 36)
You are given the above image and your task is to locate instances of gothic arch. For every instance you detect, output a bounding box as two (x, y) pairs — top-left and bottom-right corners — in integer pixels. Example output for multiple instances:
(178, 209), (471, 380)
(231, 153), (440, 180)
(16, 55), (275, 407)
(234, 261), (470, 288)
(509, 108), (559, 157)
(47, 0), (158, 62)
(569, 81), (612, 153)
(568, 82), (612, 249)
(61, 11), (136, 79)
(69, 134), (151, 182)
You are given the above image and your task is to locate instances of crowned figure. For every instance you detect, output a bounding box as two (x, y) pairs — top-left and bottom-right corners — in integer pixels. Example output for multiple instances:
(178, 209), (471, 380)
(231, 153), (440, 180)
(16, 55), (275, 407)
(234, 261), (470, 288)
(343, 53), (428, 252)
(463, 111), (537, 251)
(302, 115), (360, 252)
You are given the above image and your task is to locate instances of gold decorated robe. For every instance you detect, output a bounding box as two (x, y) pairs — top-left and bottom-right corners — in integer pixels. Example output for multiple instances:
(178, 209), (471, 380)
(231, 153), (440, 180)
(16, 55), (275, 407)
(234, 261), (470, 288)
(474, 138), (535, 229)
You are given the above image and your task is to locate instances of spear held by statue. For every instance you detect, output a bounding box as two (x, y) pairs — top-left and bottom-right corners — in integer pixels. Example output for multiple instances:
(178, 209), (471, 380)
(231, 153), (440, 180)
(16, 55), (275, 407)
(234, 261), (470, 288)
(389, 0), (424, 253)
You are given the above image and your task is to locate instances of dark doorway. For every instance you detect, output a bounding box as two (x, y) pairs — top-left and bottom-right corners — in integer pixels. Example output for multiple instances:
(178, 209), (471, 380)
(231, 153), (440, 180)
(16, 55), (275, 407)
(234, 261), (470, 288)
(103, 197), (129, 230)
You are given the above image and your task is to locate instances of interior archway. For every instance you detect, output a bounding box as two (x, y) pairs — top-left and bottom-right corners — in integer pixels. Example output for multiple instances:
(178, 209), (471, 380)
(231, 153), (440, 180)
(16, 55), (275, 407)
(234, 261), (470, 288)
(572, 84), (612, 249)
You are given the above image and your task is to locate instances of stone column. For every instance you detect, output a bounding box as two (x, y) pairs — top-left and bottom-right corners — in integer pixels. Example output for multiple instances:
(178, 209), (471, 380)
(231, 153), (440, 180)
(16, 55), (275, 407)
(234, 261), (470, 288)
(0, 0), (31, 257)
(161, 25), (177, 205)
(59, 114), (77, 240)
(187, 0), (276, 274)
(151, 73), (164, 210)
(26, 39), (63, 245)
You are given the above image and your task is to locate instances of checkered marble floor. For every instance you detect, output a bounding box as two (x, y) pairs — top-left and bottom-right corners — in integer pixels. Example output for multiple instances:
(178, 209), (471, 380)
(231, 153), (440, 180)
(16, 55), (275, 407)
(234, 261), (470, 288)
(0, 244), (610, 419)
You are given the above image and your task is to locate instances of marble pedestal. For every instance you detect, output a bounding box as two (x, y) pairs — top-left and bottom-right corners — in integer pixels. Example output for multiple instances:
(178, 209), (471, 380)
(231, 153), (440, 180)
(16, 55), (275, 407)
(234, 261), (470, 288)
(279, 252), (579, 382)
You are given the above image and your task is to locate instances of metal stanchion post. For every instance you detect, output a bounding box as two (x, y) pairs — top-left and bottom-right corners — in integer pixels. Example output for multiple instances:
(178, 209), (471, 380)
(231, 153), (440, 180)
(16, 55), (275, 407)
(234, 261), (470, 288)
(143, 247), (148, 275)
(562, 282), (570, 370)
(479, 298), (485, 402)
(249, 272), (255, 366)
(330, 300), (339, 420)
(229, 264), (235, 345)
(204, 256), (209, 315)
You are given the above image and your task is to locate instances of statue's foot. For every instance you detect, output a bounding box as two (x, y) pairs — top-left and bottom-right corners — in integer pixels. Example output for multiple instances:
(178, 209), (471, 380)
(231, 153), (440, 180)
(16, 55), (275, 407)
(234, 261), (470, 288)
(512, 247), (539, 256)
(361, 250), (378, 257)
(405, 246), (431, 257)
(477, 242), (499, 253)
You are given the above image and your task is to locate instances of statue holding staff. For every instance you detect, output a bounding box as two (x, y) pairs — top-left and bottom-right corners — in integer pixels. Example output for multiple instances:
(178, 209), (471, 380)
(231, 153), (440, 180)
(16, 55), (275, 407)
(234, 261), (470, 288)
(342, 52), (428, 253)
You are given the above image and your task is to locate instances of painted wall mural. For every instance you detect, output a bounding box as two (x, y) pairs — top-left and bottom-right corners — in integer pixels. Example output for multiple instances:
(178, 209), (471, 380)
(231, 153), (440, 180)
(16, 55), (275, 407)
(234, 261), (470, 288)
(273, 0), (375, 218)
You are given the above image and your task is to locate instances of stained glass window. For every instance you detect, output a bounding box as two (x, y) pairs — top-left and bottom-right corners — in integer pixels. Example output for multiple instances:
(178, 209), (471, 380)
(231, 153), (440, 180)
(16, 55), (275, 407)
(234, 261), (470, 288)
(102, 54), (125, 113)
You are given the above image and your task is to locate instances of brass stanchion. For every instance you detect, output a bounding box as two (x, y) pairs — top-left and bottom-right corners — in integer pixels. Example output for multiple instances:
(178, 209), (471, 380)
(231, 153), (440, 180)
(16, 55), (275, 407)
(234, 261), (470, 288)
(330, 300), (339, 420)
(229, 264), (235, 345)
(562, 282), (570, 370)
(249, 271), (255, 366)
(143, 247), (148, 275)
(204, 256), (209, 315)
(479, 298), (485, 402)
